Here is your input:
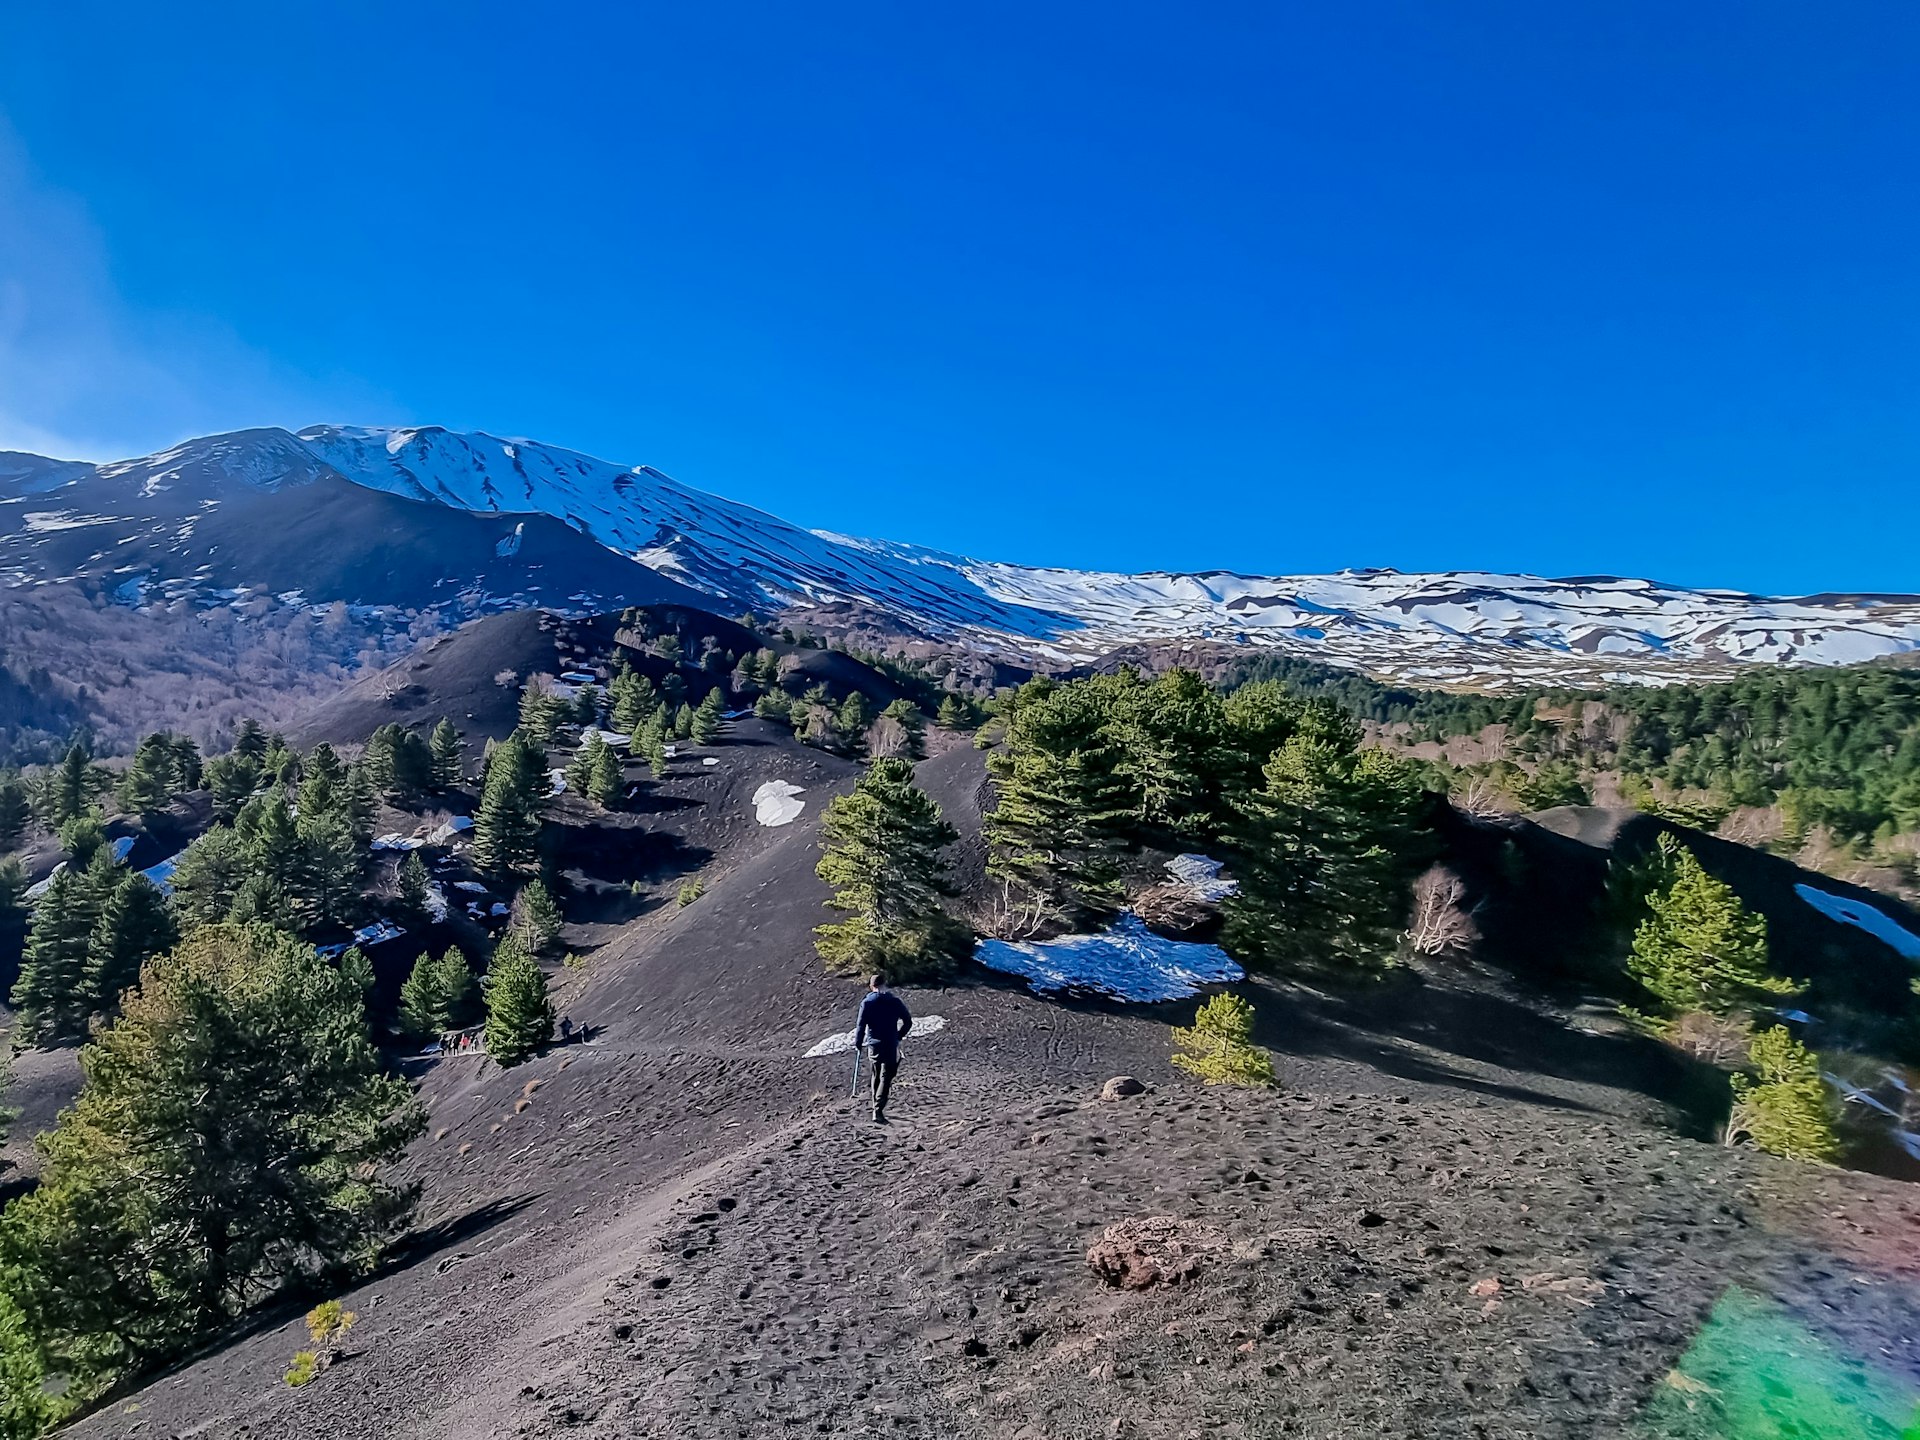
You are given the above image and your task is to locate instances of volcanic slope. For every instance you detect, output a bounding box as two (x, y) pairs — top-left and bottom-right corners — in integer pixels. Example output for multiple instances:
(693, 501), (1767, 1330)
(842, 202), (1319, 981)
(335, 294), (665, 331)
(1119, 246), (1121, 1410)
(61, 733), (1920, 1440)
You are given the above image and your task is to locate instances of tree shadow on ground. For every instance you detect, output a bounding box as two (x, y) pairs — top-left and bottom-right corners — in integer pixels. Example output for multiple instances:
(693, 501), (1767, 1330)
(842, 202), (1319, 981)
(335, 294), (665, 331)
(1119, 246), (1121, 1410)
(1250, 970), (1721, 1132)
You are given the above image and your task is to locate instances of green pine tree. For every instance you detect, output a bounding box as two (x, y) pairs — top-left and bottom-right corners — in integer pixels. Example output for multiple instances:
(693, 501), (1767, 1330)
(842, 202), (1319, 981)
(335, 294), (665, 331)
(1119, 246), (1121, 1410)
(690, 688), (724, 746)
(876, 698), (926, 759)
(1222, 730), (1429, 971)
(814, 758), (962, 979)
(589, 741), (623, 808)
(473, 731), (547, 877)
(984, 681), (1134, 928)
(509, 878), (562, 955)
(202, 753), (261, 823)
(1628, 848), (1793, 1017)
(83, 873), (175, 1016)
(483, 933), (552, 1065)
(395, 852), (432, 927)
(0, 924), (423, 1392)
(428, 719), (463, 792)
(167, 826), (248, 932)
(0, 771), (30, 847)
(1726, 1026), (1839, 1163)
(117, 734), (179, 819)
(397, 950), (448, 1038)
(1170, 993), (1275, 1087)
(33, 742), (109, 829)
(230, 717), (270, 761)
(935, 694), (972, 731)
(436, 946), (476, 1027)
(564, 733), (603, 799)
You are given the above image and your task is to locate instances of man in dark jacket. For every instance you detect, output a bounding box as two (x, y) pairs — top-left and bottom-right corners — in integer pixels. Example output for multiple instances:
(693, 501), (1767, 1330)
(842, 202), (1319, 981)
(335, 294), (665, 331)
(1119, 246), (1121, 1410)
(853, 974), (912, 1123)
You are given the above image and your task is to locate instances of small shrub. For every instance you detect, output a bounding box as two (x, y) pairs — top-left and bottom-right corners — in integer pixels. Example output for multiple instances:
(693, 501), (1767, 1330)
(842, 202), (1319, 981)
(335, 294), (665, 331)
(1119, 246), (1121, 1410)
(562, 951), (588, 970)
(1171, 993), (1275, 1088)
(306, 1301), (356, 1349)
(1725, 1026), (1839, 1164)
(285, 1350), (320, 1388)
(677, 881), (704, 908)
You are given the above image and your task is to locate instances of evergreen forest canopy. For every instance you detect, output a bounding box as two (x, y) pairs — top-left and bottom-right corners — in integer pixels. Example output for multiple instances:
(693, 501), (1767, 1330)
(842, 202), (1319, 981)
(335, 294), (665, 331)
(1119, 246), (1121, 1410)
(1227, 654), (1920, 845)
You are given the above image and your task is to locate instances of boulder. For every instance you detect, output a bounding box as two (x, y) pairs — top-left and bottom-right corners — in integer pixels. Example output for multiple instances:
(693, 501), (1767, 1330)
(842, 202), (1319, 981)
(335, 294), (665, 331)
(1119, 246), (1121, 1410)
(1100, 1075), (1148, 1101)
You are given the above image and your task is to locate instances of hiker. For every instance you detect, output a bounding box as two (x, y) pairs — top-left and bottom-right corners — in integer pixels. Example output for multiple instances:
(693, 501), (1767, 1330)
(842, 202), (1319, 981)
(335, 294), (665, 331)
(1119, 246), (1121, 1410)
(559, 1015), (574, 1045)
(853, 974), (912, 1123)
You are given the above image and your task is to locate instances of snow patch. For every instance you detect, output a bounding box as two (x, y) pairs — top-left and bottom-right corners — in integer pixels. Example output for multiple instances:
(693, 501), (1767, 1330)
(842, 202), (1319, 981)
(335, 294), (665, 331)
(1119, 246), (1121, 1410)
(753, 780), (806, 826)
(974, 912), (1244, 1002)
(1165, 853), (1239, 901)
(1795, 884), (1920, 962)
(805, 1014), (948, 1057)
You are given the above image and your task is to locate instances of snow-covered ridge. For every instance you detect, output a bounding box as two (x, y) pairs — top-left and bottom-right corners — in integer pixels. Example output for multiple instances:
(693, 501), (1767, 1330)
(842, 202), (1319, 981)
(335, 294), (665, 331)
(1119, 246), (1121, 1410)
(11, 422), (1920, 684)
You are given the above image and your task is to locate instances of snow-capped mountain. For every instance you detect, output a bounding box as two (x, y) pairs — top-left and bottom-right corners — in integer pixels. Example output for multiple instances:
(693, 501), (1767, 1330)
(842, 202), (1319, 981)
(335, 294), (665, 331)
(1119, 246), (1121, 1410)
(6, 422), (1918, 686)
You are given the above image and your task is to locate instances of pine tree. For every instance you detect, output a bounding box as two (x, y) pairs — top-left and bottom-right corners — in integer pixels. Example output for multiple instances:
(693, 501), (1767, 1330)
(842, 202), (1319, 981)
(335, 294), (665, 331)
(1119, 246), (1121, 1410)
(298, 743), (347, 822)
(518, 683), (568, 744)
(1222, 732), (1428, 971)
(483, 933), (552, 1065)
(55, 814), (106, 865)
(0, 1288), (58, 1439)
(690, 688), (724, 746)
(0, 860), (27, 985)
(436, 946), (476, 1027)
(12, 865), (97, 1044)
(398, 950), (448, 1038)
(646, 735), (669, 779)
(1170, 994), (1274, 1087)
(935, 694), (972, 731)
(364, 724), (433, 803)
(395, 852), (431, 927)
(0, 771), (29, 847)
(428, 719), (462, 792)
(672, 703), (694, 741)
(164, 734), (203, 791)
(230, 717), (270, 761)
(609, 668), (657, 733)
(342, 763), (377, 845)
(1629, 848), (1793, 1017)
(203, 753), (262, 823)
(572, 684), (602, 728)
(117, 734), (179, 819)
(0, 924), (424, 1384)
(564, 733), (603, 799)
(814, 758), (961, 979)
(33, 742), (108, 829)
(473, 731), (546, 877)
(589, 740), (623, 808)
(509, 878), (562, 955)
(1726, 1026), (1839, 1163)
(873, 698), (926, 759)
(984, 682), (1133, 928)
(836, 692), (870, 749)
(83, 873), (175, 1017)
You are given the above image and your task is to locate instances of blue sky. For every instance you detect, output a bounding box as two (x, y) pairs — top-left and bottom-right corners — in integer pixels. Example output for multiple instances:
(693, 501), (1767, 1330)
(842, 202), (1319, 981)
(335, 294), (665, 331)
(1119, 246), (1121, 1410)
(1, 2), (1915, 593)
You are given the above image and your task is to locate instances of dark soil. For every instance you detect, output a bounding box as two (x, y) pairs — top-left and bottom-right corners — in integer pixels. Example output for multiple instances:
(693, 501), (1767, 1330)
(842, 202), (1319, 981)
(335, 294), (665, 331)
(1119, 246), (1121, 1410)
(54, 731), (1920, 1440)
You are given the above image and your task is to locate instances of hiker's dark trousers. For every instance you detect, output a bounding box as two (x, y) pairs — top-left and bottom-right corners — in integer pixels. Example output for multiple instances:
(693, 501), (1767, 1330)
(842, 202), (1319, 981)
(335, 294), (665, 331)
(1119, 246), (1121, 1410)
(868, 1049), (898, 1113)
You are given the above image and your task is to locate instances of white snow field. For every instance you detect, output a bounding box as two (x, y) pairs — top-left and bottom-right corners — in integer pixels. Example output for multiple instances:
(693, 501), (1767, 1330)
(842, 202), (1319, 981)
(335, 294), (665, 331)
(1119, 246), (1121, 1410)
(804, 1014), (948, 1058)
(14, 422), (1916, 686)
(1795, 884), (1920, 962)
(974, 912), (1244, 1002)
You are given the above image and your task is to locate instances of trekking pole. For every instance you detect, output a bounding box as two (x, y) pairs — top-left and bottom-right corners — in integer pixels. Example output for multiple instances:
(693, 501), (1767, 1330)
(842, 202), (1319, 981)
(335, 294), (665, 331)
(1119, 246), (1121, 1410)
(849, 1044), (862, 1100)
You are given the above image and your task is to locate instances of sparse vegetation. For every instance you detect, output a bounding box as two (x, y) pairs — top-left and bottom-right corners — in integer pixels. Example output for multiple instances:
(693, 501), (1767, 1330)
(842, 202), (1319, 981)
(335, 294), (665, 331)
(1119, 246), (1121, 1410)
(1725, 1026), (1840, 1164)
(676, 881), (704, 908)
(1171, 993), (1274, 1087)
